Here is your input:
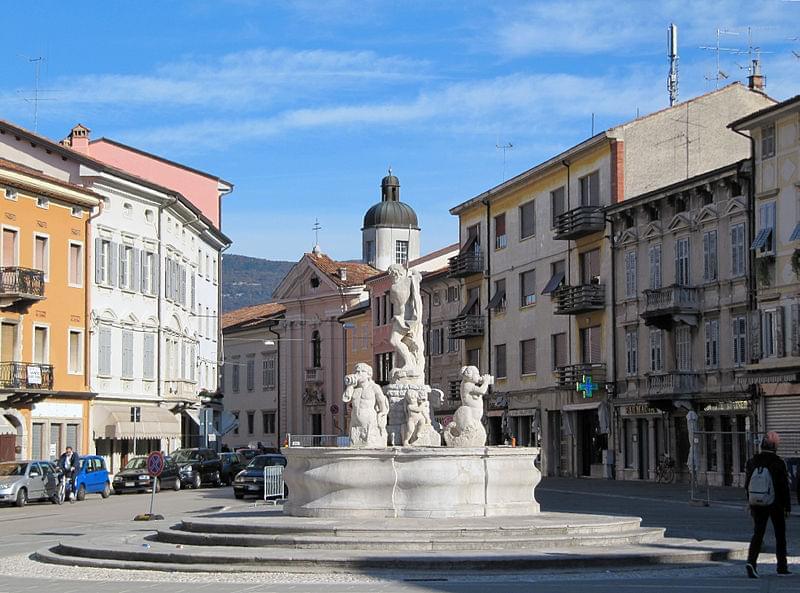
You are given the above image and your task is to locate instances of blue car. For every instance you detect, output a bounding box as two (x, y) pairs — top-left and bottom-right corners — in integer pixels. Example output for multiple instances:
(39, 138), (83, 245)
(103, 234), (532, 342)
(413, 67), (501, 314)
(73, 455), (111, 501)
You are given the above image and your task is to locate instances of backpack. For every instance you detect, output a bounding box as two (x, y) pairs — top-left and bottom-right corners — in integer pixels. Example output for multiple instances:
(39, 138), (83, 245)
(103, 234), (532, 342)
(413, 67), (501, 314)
(748, 466), (775, 506)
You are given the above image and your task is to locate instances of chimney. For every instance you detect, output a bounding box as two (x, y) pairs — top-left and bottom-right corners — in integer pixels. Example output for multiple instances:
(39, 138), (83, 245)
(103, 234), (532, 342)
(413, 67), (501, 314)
(338, 267), (347, 282)
(64, 124), (91, 153)
(748, 59), (765, 91)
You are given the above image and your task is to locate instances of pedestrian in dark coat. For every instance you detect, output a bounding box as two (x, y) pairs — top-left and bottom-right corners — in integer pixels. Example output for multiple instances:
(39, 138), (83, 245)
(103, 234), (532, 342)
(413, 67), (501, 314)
(744, 431), (791, 578)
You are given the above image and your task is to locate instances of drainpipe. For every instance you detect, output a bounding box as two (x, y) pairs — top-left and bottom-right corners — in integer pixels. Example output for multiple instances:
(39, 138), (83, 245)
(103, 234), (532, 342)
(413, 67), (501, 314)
(420, 285), (433, 384)
(562, 161), (573, 367)
(607, 214), (618, 479)
(84, 200), (104, 392)
(267, 321), (281, 448)
(156, 196), (179, 405)
(482, 196), (493, 442)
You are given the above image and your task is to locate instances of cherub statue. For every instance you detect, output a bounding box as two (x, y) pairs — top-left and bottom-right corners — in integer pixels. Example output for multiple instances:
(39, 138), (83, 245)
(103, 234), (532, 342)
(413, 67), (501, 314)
(342, 363), (389, 448)
(444, 366), (494, 447)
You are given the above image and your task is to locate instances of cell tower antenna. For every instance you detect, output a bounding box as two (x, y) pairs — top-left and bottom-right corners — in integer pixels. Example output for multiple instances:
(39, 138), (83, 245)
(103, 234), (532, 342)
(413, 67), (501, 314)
(699, 27), (740, 88)
(495, 138), (513, 182)
(667, 23), (679, 106)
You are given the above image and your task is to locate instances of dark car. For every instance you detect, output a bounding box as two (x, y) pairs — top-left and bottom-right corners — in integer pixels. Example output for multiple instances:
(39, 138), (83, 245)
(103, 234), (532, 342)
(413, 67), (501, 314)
(233, 454), (287, 499)
(171, 448), (223, 489)
(112, 456), (181, 494)
(235, 448), (259, 462)
(220, 452), (246, 486)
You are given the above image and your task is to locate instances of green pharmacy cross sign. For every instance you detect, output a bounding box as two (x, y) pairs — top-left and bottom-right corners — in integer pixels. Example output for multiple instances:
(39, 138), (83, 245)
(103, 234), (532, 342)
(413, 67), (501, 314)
(576, 375), (598, 399)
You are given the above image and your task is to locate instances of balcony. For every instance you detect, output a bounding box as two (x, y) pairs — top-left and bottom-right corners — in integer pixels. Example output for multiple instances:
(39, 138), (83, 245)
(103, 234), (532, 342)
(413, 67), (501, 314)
(448, 314), (484, 339)
(646, 372), (702, 399)
(305, 367), (324, 384)
(553, 284), (605, 315)
(641, 285), (701, 329)
(448, 252), (484, 278)
(0, 267), (45, 309)
(556, 363), (607, 390)
(553, 206), (605, 241)
(0, 362), (54, 390)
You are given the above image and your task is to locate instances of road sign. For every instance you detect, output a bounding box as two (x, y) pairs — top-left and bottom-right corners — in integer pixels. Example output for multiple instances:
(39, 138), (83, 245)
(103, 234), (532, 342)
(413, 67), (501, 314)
(147, 451), (164, 477)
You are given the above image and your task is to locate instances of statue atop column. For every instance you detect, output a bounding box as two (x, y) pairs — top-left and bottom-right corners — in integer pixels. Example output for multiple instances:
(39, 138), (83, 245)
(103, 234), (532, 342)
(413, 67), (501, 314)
(342, 363), (389, 448)
(444, 366), (494, 447)
(387, 264), (425, 383)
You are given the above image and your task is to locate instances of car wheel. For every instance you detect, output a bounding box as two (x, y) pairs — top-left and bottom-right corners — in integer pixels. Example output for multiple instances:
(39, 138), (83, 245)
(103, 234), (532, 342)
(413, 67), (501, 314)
(192, 474), (201, 489)
(173, 477), (181, 491)
(15, 488), (27, 508)
(234, 493), (244, 499)
(76, 484), (86, 501)
(101, 482), (111, 499)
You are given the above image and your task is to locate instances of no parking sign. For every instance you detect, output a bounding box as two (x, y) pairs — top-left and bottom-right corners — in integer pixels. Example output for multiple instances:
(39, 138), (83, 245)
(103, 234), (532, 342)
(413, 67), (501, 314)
(147, 451), (164, 477)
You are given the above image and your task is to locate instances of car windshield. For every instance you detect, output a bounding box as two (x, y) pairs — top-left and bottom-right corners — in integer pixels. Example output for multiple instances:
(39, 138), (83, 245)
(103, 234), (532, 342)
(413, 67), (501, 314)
(172, 450), (200, 463)
(0, 462), (27, 477)
(248, 456), (286, 469)
(124, 458), (148, 470)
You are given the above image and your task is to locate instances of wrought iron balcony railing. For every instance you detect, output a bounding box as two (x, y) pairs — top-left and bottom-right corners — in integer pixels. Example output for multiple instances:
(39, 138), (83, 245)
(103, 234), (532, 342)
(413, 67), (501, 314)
(641, 285), (700, 328)
(0, 267), (45, 307)
(553, 284), (605, 315)
(646, 371), (702, 398)
(0, 361), (54, 390)
(555, 363), (606, 389)
(448, 314), (484, 339)
(553, 206), (605, 240)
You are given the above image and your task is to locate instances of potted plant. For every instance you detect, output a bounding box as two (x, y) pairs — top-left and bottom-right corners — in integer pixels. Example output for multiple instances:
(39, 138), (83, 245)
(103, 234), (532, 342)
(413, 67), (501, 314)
(756, 255), (774, 287)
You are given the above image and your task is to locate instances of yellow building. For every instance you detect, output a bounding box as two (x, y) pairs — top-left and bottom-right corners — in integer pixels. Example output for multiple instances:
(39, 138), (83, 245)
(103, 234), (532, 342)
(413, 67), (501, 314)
(0, 159), (99, 462)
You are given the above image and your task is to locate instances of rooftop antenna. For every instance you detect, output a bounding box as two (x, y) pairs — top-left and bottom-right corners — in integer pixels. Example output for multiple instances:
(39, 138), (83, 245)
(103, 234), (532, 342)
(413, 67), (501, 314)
(699, 28), (740, 88)
(495, 138), (513, 182)
(312, 218), (322, 250)
(16, 55), (55, 132)
(667, 23), (679, 106)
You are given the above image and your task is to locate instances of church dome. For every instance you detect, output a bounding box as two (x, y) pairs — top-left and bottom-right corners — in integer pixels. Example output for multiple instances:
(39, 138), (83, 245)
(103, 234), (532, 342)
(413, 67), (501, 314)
(362, 169), (419, 229)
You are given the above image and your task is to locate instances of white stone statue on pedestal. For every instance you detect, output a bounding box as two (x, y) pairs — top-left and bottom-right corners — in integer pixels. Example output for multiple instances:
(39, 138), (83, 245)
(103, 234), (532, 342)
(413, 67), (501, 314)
(342, 363), (389, 448)
(401, 384), (444, 446)
(444, 366), (494, 447)
(387, 264), (425, 381)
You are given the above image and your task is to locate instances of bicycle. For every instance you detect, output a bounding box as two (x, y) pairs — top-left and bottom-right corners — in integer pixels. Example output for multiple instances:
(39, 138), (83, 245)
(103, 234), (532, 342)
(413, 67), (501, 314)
(51, 470), (66, 505)
(654, 453), (676, 484)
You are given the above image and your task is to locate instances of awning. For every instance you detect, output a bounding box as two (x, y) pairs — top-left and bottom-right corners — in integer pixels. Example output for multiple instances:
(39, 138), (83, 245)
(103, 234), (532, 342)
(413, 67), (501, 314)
(0, 414), (16, 436)
(486, 284), (506, 310)
(459, 233), (478, 255)
(562, 401), (602, 412)
(183, 408), (201, 427)
(458, 291), (480, 316)
(750, 227), (772, 251)
(542, 271), (565, 295)
(94, 404), (181, 440)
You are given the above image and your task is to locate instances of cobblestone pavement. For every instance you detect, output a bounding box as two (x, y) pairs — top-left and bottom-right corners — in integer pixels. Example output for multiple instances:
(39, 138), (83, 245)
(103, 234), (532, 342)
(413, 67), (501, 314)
(0, 478), (796, 593)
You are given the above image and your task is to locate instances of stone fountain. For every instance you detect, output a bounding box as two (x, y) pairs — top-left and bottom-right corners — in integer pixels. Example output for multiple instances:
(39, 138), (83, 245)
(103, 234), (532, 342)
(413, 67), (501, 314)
(283, 264), (542, 519)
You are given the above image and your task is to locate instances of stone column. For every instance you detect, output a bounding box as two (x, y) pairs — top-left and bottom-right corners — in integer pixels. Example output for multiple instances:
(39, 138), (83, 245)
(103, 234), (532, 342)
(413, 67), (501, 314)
(714, 415), (724, 487)
(731, 414), (742, 484)
(633, 419), (641, 477)
(648, 418), (657, 481)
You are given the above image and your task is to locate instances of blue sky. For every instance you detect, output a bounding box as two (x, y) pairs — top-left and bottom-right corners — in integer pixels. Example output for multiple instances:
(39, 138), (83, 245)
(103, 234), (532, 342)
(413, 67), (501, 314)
(2, 1), (799, 262)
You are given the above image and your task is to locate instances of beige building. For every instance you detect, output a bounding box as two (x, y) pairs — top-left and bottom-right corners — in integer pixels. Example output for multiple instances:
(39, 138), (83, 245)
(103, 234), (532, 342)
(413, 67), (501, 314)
(607, 161), (753, 486)
(448, 83), (774, 478)
(731, 94), (800, 458)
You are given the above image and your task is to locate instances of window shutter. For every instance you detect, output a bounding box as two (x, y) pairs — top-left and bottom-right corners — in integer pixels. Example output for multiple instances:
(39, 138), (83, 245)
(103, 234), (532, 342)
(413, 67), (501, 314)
(108, 242), (118, 287)
(191, 274), (196, 311)
(165, 258), (171, 298)
(750, 310), (762, 362)
(140, 252), (148, 293)
(710, 231), (717, 280)
(792, 304), (800, 357)
(179, 265), (187, 305)
(94, 238), (103, 283)
(132, 249), (140, 292)
(118, 244), (126, 287)
(776, 306), (785, 357)
(151, 255), (159, 296)
(143, 334), (154, 380)
(702, 233), (709, 280)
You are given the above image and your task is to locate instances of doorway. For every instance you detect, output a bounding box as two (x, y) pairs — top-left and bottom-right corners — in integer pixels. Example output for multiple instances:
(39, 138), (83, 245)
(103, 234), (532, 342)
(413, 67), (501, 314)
(637, 419), (650, 479)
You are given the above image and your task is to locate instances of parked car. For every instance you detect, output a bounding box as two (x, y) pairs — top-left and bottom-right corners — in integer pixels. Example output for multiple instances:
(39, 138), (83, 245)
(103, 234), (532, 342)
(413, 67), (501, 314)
(0, 460), (58, 507)
(233, 454), (287, 499)
(219, 452), (246, 486)
(73, 455), (111, 501)
(235, 448), (259, 462)
(171, 448), (223, 488)
(112, 456), (181, 494)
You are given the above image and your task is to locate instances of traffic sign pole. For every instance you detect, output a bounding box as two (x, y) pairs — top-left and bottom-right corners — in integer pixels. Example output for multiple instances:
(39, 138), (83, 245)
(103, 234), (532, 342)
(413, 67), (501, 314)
(135, 451), (165, 521)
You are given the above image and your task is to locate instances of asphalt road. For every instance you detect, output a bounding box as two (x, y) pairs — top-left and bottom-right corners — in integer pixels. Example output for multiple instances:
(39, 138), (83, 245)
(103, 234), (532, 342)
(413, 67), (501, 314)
(0, 478), (796, 593)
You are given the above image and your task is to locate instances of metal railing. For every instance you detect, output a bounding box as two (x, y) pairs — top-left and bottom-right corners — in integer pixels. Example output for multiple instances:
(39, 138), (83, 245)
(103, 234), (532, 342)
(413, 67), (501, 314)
(305, 368), (324, 383)
(447, 252), (484, 278)
(0, 267), (45, 298)
(553, 206), (605, 240)
(448, 314), (484, 338)
(263, 465), (285, 501)
(553, 284), (605, 315)
(0, 361), (54, 390)
(643, 285), (700, 311)
(285, 433), (351, 447)
(647, 371), (702, 396)
(555, 363), (606, 388)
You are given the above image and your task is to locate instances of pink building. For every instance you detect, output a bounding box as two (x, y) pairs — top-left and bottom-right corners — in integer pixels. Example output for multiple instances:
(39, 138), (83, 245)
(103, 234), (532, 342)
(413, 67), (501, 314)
(62, 125), (232, 229)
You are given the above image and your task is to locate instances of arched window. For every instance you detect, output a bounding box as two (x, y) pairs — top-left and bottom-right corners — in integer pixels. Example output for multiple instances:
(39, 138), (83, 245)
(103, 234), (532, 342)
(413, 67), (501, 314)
(311, 331), (322, 368)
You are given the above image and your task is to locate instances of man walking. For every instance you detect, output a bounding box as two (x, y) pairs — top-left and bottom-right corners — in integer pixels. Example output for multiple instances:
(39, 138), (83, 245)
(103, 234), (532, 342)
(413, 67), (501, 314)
(744, 431), (791, 578)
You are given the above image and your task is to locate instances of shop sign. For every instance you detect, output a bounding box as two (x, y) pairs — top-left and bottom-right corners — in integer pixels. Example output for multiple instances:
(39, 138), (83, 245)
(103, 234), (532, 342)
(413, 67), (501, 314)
(702, 400), (749, 413)
(576, 375), (598, 399)
(620, 403), (661, 417)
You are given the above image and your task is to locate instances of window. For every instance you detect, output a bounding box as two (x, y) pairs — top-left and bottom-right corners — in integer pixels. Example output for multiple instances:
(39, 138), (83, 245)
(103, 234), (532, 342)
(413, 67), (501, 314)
(447, 285), (460, 302)
(762, 309), (778, 358)
(488, 278), (506, 312)
(761, 124), (775, 159)
(467, 348), (480, 368)
(650, 329), (663, 372)
(543, 260), (566, 295)
(494, 213), (507, 249)
(430, 328), (444, 356)
(205, 254), (210, 278)
(551, 186), (565, 228)
(0, 321), (18, 361)
(649, 243), (662, 289)
(119, 245), (134, 290)
(364, 240), (375, 265)
(69, 242), (83, 286)
(580, 325), (602, 363)
(36, 196), (49, 209)
(580, 248), (600, 285)
(733, 315), (747, 367)
(262, 412), (276, 434)
(212, 257), (218, 283)
(625, 328), (638, 375)
(247, 411), (255, 435)
(675, 326), (691, 371)
(263, 356), (276, 389)
(232, 363), (240, 392)
(95, 239), (112, 286)
(702, 230), (718, 281)
(675, 237), (690, 286)
(520, 339), (536, 375)
(121, 330), (134, 379)
(233, 411), (239, 435)
(579, 171), (600, 206)
(552, 332), (567, 371)
(141, 251), (157, 295)
(753, 202), (776, 254)
(68, 330), (83, 374)
(246, 359), (255, 391)
(34, 235), (49, 278)
(624, 250), (637, 298)
(311, 331), (322, 368)
(4, 187), (17, 200)
(432, 291), (441, 307)
(1, 228), (17, 267)
(704, 319), (719, 368)
(520, 200), (535, 239)
(494, 344), (507, 378)
(33, 326), (48, 364)
(98, 326), (112, 376)
(123, 203), (133, 218)
(395, 240), (409, 265)
(731, 223), (746, 276)
(143, 334), (155, 380)
(520, 269), (536, 307)
(447, 329), (460, 353)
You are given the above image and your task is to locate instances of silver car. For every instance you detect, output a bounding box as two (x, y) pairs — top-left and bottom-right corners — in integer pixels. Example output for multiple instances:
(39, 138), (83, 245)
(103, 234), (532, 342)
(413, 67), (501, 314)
(0, 460), (57, 507)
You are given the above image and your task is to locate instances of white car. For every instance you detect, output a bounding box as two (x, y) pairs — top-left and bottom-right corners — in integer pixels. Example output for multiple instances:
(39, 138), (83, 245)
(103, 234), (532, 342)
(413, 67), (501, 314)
(0, 460), (58, 507)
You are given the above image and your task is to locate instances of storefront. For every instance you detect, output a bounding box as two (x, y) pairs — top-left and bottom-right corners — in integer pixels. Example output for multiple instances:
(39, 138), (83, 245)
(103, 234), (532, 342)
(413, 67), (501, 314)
(615, 402), (667, 481)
